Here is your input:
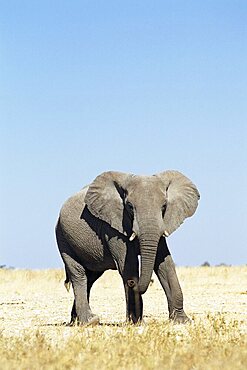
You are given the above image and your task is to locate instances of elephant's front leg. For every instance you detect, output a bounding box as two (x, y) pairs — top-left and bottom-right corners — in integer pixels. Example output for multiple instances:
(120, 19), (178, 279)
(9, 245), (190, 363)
(108, 237), (143, 324)
(154, 238), (190, 324)
(123, 249), (143, 324)
(124, 277), (143, 324)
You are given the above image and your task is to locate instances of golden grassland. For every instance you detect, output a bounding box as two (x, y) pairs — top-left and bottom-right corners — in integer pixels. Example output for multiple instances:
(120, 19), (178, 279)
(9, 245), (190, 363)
(0, 266), (247, 369)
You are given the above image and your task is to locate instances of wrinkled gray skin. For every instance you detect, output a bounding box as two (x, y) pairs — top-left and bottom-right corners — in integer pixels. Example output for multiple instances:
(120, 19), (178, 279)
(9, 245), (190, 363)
(56, 170), (200, 325)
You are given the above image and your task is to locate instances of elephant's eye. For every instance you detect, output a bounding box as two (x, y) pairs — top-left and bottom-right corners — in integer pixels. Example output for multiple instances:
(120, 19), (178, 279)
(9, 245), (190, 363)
(162, 203), (167, 217)
(126, 201), (134, 216)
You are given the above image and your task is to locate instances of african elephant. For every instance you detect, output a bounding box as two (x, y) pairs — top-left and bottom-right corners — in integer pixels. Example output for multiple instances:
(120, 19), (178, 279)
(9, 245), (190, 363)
(55, 170), (200, 325)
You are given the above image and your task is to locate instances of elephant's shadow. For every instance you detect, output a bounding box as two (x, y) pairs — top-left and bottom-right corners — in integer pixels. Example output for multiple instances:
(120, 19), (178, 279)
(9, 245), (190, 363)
(39, 321), (130, 328)
(80, 205), (132, 242)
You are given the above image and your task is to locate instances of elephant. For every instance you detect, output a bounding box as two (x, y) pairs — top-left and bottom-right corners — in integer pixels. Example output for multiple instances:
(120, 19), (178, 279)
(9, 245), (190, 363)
(55, 170), (200, 325)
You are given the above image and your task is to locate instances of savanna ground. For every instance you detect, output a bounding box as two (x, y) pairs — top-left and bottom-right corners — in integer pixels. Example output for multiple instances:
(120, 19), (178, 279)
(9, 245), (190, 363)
(0, 266), (246, 370)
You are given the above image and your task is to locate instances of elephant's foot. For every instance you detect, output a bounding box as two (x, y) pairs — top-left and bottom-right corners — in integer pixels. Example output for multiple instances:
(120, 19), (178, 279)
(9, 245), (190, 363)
(169, 309), (191, 324)
(81, 315), (100, 327)
(66, 320), (76, 327)
(66, 314), (100, 327)
(126, 314), (143, 325)
(66, 315), (77, 326)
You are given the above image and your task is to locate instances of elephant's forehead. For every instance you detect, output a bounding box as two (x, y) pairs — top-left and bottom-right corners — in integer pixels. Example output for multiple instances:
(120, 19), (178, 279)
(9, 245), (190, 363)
(128, 175), (163, 192)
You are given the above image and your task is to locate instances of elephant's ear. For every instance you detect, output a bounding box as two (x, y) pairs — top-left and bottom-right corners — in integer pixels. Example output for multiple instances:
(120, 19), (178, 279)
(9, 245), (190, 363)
(157, 171), (200, 236)
(84, 171), (133, 234)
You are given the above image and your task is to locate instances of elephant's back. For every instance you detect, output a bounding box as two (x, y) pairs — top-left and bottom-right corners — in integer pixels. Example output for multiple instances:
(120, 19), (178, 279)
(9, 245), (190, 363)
(59, 186), (88, 234)
(58, 186), (114, 270)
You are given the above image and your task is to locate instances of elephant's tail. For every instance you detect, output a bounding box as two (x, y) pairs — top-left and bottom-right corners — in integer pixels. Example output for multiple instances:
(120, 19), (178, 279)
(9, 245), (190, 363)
(64, 267), (71, 292)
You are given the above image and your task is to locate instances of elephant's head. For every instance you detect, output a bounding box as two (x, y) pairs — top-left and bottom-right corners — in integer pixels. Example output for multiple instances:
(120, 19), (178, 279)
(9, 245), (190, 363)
(85, 171), (200, 294)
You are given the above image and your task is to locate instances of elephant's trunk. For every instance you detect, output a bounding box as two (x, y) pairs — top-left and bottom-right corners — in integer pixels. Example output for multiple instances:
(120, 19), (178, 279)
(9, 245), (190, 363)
(138, 224), (160, 295)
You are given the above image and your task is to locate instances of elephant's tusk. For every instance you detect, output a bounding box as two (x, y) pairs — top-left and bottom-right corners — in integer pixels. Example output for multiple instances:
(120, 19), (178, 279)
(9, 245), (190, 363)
(163, 230), (169, 237)
(129, 232), (136, 241)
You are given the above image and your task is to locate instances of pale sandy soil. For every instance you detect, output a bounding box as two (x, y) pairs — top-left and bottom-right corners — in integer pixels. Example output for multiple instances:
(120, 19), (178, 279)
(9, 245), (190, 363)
(0, 266), (246, 341)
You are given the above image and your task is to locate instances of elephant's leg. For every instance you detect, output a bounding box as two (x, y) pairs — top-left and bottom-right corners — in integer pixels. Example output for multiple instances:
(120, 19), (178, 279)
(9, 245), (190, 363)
(154, 238), (190, 324)
(68, 300), (77, 325)
(69, 269), (103, 325)
(107, 237), (143, 324)
(122, 246), (143, 324)
(62, 253), (99, 326)
(86, 270), (104, 301)
(124, 276), (143, 324)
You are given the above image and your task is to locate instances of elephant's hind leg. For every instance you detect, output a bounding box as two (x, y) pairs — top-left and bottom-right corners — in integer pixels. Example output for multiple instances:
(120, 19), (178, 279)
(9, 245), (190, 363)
(56, 220), (99, 326)
(62, 253), (99, 326)
(86, 270), (104, 301)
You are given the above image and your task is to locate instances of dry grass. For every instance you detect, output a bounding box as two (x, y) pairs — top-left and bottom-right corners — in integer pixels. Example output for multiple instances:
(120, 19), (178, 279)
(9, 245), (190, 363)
(0, 266), (247, 369)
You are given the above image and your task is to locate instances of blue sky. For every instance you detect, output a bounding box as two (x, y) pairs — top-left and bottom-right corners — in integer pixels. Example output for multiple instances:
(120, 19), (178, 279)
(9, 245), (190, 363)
(1, 1), (246, 268)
